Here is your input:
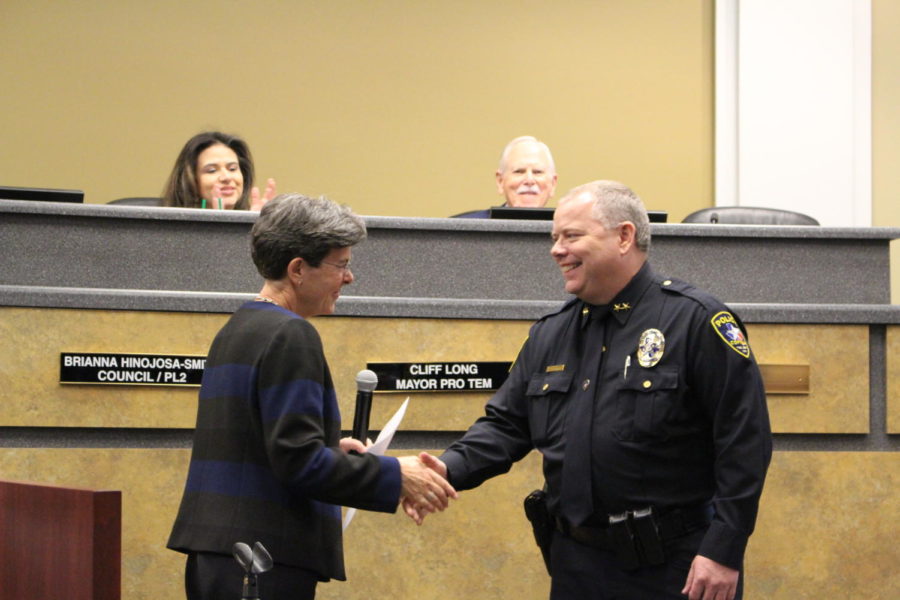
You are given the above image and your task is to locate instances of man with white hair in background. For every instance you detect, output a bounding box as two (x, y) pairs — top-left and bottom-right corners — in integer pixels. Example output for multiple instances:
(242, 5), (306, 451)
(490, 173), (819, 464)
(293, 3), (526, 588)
(453, 135), (558, 218)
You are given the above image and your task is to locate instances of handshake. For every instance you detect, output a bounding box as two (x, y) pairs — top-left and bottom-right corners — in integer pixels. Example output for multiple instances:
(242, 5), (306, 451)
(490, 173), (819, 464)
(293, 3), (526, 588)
(397, 452), (457, 525)
(340, 437), (456, 525)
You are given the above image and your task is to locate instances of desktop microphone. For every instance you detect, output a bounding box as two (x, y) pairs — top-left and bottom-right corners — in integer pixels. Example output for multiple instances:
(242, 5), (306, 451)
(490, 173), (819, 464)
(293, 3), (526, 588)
(352, 370), (378, 442)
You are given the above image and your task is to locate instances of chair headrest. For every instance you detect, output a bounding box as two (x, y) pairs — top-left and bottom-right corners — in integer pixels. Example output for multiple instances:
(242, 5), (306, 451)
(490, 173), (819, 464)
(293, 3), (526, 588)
(681, 206), (819, 225)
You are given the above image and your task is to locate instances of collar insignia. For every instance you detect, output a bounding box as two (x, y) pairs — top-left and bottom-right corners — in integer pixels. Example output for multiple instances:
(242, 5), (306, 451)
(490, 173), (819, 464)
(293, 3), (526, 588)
(637, 328), (665, 368)
(613, 303), (632, 312)
(711, 311), (751, 358)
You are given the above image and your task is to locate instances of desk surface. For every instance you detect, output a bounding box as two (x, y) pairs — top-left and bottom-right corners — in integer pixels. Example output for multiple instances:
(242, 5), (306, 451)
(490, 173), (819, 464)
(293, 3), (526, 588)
(3, 199), (899, 307)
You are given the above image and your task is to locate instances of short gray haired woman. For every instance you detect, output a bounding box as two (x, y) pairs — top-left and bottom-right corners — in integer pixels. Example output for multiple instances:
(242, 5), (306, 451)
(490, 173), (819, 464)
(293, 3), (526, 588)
(251, 194), (367, 283)
(168, 194), (456, 600)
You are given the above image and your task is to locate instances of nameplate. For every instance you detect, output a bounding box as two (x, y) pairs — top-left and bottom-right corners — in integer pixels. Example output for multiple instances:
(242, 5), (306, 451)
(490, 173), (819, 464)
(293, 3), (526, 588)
(60, 352), (206, 386)
(366, 361), (512, 393)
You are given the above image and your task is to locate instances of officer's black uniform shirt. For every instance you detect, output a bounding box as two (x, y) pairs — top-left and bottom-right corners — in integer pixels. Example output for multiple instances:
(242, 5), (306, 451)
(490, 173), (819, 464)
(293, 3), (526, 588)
(441, 262), (772, 570)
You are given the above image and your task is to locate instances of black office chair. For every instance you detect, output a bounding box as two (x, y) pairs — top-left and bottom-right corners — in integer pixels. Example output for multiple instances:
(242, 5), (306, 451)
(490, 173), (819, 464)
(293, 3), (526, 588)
(681, 206), (819, 226)
(107, 197), (163, 206)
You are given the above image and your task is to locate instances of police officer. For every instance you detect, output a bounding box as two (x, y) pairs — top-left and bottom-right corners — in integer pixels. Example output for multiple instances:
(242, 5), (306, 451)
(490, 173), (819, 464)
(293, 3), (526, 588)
(411, 180), (772, 600)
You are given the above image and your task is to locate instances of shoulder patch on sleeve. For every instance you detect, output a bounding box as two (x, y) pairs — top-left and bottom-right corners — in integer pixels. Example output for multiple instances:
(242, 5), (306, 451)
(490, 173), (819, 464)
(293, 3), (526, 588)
(711, 311), (751, 358)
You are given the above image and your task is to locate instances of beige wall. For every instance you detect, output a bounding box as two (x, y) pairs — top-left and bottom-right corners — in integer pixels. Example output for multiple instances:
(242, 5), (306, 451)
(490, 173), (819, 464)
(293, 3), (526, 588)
(0, 0), (712, 220)
(873, 0), (900, 301)
(1, 2), (896, 233)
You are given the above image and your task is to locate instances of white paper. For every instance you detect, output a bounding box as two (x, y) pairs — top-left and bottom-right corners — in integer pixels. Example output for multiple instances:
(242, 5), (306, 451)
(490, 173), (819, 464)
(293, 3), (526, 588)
(342, 397), (409, 530)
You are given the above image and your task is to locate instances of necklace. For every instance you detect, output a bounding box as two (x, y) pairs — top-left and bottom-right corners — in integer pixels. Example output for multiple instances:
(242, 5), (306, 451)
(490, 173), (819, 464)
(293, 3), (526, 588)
(254, 295), (279, 306)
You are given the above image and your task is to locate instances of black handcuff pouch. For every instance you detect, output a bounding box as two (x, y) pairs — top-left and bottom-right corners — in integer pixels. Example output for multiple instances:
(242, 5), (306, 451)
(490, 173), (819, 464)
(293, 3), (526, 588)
(631, 507), (666, 566)
(609, 507), (666, 570)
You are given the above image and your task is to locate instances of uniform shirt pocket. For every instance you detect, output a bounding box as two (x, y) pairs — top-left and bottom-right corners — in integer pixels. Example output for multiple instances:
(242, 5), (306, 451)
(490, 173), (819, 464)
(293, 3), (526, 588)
(614, 366), (682, 441)
(525, 372), (573, 447)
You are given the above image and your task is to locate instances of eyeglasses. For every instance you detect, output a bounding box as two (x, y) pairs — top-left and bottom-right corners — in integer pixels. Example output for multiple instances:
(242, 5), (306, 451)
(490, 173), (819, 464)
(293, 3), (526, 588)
(320, 259), (353, 274)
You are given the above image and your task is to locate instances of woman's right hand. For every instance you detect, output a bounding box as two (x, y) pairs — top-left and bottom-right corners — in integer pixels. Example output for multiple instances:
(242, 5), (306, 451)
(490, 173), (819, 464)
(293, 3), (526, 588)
(397, 455), (457, 525)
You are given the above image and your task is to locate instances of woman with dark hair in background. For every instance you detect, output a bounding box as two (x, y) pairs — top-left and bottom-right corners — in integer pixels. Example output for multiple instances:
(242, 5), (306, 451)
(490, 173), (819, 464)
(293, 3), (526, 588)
(162, 131), (277, 210)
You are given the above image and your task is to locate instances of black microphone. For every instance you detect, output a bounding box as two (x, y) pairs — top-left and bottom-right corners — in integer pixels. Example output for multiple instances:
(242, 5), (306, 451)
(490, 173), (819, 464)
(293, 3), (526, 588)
(352, 369), (378, 442)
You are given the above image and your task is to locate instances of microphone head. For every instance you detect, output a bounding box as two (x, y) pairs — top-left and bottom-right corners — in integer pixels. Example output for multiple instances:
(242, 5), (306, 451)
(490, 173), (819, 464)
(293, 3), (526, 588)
(356, 369), (378, 392)
(232, 542), (253, 573)
(251, 541), (274, 574)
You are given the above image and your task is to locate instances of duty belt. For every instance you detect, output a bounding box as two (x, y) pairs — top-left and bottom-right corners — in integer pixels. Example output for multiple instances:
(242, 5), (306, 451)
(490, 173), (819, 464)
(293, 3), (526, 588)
(555, 504), (714, 570)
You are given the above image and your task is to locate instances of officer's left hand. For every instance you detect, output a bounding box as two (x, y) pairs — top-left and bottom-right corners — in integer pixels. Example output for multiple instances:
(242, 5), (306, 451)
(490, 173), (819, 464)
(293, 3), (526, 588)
(681, 555), (739, 600)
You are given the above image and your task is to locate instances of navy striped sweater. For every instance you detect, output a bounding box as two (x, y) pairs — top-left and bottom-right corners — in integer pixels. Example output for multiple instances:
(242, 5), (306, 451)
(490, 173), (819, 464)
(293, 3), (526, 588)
(167, 301), (401, 581)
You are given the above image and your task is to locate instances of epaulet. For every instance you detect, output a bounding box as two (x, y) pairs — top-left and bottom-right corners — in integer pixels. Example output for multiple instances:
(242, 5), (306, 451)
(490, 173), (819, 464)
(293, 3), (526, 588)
(534, 297), (579, 324)
(657, 276), (692, 295)
(658, 275), (753, 348)
(657, 276), (722, 311)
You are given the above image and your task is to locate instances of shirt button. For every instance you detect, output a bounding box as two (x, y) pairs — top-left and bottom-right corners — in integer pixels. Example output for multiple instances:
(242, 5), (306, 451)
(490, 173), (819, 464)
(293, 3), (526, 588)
(643, 380), (652, 389)
(601, 345), (607, 352)
(582, 379), (590, 390)
(663, 280), (672, 286)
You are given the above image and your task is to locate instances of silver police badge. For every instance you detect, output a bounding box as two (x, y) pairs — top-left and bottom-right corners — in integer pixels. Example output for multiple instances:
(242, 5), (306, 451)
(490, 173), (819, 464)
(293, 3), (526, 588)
(637, 328), (665, 368)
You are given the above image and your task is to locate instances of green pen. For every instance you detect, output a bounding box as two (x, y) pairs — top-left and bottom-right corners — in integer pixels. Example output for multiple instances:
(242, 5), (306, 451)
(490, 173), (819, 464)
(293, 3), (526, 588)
(201, 198), (207, 209)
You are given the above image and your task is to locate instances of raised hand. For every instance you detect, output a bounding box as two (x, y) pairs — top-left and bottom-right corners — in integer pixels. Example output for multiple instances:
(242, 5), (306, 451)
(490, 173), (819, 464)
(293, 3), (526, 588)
(250, 178), (278, 211)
